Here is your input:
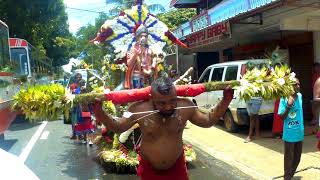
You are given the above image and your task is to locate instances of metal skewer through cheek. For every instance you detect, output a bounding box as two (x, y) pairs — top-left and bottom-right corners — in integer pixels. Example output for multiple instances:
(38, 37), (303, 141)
(122, 105), (204, 118)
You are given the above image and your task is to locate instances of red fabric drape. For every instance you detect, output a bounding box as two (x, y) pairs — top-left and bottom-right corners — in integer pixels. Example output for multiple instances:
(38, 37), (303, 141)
(104, 84), (206, 104)
(272, 99), (283, 134)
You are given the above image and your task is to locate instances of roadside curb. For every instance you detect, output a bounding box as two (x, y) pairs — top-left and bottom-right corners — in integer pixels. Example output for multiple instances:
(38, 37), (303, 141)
(184, 134), (271, 180)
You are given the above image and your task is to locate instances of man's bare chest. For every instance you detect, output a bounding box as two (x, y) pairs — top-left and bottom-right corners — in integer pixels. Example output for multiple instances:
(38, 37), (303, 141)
(139, 112), (187, 138)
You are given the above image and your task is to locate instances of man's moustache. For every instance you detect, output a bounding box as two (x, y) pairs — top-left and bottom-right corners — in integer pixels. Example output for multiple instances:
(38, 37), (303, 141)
(159, 110), (175, 117)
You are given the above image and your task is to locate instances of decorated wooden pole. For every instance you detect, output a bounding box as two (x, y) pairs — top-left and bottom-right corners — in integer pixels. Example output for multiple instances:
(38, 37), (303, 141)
(12, 64), (297, 121)
(74, 80), (240, 105)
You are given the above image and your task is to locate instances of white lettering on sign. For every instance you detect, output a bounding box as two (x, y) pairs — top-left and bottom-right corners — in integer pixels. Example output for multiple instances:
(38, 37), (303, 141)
(186, 21), (231, 48)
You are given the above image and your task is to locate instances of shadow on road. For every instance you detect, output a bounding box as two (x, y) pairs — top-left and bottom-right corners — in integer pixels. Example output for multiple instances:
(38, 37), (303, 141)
(0, 139), (18, 151)
(214, 119), (319, 155)
(9, 116), (42, 131)
(188, 145), (252, 180)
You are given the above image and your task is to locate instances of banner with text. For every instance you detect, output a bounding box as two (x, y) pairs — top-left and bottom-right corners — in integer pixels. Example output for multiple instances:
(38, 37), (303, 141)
(186, 21), (231, 48)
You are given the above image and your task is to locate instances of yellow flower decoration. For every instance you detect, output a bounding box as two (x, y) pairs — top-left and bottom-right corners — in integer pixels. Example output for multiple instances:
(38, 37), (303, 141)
(111, 64), (117, 71)
(157, 64), (164, 71)
(103, 101), (116, 115)
(141, 6), (149, 22)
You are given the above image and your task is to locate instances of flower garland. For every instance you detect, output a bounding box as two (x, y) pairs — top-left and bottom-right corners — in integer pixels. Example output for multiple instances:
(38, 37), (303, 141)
(92, 4), (187, 61)
(13, 74), (296, 120)
(12, 46), (298, 121)
(184, 144), (197, 162)
(97, 140), (197, 174)
(236, 64), (297, 101)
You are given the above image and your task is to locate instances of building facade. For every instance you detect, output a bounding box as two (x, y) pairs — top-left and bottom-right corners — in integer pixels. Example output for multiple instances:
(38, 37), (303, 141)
(170, 0), (320, 120)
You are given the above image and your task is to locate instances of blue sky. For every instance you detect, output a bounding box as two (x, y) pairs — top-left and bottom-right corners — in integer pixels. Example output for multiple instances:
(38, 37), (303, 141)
(64, 0), (172, 34)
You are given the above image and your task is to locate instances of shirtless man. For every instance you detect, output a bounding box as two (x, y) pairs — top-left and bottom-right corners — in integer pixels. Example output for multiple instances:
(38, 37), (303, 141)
(93, 77), (233, 179)
(313, 77), (320, 150)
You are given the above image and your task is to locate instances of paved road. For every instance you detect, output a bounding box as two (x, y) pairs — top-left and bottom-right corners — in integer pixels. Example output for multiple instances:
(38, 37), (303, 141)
(1, 118), (252, 180)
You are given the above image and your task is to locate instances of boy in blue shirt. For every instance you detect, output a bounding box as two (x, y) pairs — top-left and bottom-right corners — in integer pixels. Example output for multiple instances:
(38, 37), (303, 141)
(278, 79), (304, 180)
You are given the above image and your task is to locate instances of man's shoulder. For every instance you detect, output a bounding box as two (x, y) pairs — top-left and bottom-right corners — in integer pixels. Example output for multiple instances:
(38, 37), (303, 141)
(129, 100), (151, 110)
(177, 97), (194, 106)
(315, 77), (320, 85)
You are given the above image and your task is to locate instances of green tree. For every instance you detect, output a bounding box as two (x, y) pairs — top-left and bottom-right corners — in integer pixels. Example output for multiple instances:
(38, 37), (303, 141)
(106, 0), (135, 9)
(106, 0), (136, 17)
(157, 8), (196, 30)
(73, 13), (112, 69)
(0, 0), (72, 67)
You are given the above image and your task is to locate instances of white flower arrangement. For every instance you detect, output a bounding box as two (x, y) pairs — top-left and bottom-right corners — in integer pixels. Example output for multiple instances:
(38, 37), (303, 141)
(235, 64), (297, 101)
(119, 129), (134, 143)
(289, 72), (296, 81)
(277, 78), (285, 86)
(65, 92), (75, 103)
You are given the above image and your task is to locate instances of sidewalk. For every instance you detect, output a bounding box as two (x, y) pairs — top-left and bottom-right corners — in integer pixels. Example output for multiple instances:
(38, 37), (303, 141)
(183, 123), (320, 180)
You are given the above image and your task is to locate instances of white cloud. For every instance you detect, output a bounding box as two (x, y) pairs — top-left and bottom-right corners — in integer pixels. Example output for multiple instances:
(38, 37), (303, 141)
(64, 0), (172, 34)
(64, 0), (107, 34)
(68, 18), (83, 34)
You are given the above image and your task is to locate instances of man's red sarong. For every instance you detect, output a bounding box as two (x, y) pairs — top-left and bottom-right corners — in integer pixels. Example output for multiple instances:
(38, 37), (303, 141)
(137, 153), (189, 180)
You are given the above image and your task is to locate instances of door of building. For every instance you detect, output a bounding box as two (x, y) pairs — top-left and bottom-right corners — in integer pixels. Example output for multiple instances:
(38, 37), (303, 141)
(289, 43), (313, 121)
(196, 52), (219, 77)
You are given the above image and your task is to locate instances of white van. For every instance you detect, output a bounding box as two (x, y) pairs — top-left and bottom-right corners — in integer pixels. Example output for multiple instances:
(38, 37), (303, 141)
(193, 60), (275, 132)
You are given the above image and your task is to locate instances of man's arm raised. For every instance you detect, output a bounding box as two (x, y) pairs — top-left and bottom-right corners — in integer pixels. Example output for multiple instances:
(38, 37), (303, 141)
(189, 87), (233, 128)
(93, 100), (138, 133)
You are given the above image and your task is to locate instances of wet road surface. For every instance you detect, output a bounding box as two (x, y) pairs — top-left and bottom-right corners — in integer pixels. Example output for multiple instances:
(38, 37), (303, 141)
(1, 118), (252, 180)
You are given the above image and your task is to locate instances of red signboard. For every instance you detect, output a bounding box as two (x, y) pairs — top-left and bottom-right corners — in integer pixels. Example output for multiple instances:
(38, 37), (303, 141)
(9, 38), (28, 47)
(186, 21), (231, 48)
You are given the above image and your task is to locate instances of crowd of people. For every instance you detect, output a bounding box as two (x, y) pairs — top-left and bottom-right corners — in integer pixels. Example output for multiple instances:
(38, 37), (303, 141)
(63, 59), (320, 180)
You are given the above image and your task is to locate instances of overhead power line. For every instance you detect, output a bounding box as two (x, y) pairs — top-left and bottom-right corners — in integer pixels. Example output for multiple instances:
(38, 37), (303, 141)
(66, 7), (107, 14)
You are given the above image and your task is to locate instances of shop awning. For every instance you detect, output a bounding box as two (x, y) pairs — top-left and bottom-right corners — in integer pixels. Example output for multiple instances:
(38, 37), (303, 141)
(209, 0), (279, 25)
(173, 0), (281, 39)
(170, 0), (201, 8)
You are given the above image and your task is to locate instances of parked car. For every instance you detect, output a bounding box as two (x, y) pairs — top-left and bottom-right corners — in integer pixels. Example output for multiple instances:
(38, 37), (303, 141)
(192, 59), (274, 132)
(37, 76), (51, 84)
(50, 79), (66, 86)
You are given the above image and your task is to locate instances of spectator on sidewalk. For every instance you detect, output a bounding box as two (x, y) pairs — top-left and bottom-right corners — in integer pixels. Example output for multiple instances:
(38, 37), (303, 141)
(312, 76), (320, 150)
(245, 97), (263, 143)
(70, 73), (95, 146)
(69, 73), (85, 140)
(311, 63), (320, 126)
(278, 79), (304, 180)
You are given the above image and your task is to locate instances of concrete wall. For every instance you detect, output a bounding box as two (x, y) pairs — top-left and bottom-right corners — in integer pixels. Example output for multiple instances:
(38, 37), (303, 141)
(314, 31), (320, 63)
(165, 54), (195, 76)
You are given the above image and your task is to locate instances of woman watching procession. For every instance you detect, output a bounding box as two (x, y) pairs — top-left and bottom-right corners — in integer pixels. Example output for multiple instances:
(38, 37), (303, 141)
(69, 73), (95, 145)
